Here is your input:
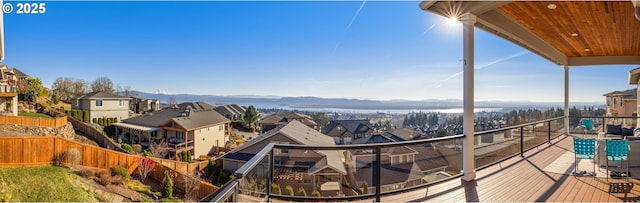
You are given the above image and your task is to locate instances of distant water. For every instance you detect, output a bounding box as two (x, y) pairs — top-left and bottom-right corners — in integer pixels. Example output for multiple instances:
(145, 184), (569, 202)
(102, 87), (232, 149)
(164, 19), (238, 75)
(243, 103), (502, 114)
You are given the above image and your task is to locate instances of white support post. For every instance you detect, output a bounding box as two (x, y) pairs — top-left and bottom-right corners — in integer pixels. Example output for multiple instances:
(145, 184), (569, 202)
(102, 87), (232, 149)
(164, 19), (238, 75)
(461, 13), (477, 181)
(564, 65), (570, 135)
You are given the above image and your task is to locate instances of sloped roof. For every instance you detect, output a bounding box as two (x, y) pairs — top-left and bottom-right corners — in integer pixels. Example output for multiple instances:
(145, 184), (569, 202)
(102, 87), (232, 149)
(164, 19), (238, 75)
(122, 108), (185, 127)
(10, 68), (29, 78)
(384, 128), (424, 141)
(74, 91), (131, 100)
(603, 88), (637, 98)
(214, 104), (247, 116)
(178, 102), (215, 111)
(323, 120), (372, 134)
(170, 110), (230, 130)
(259, 112), (317, 127)
(355, 162), (424, 186)
(223, 120), (346, 174)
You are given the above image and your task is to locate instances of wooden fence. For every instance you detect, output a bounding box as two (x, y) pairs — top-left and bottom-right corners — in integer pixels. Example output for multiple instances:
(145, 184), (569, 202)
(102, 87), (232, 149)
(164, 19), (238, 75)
(0, 115), (67, 128)
(151, 158), (210, 175)
(0, 136), (217, 200)
(68, 117), (127, 153)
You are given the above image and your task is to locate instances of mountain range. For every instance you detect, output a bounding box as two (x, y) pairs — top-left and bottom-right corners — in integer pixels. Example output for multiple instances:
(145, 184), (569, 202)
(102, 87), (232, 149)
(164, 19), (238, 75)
(130, 91), (604, 111)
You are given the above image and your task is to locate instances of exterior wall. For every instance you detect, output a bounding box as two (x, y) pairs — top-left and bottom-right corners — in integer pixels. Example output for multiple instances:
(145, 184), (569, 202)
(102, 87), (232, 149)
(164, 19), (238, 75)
(193, 124), (228, 157)
(86, 99), (129, 121)
(222, 159), (247, 174)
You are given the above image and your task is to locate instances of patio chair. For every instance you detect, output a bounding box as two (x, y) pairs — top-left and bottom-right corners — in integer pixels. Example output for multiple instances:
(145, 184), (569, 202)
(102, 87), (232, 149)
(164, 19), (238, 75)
(605, 139), (630, 182)
(581, 119), (597, 135)
(573, 137), (596, 177)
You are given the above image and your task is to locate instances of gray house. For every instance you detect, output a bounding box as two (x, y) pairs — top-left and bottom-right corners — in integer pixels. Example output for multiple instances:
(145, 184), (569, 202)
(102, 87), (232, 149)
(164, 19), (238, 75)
(214, 104), (247, 120)
(323, 120), (374, 144)
(72, 92), (131, 121)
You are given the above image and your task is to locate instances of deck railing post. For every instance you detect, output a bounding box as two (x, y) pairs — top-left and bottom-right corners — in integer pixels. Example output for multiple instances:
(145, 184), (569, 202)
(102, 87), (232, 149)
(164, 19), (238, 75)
(548, 120), (551, 143)
(267, 147), (273, 201)
(520, 126), (524, 157)
(375, 146), (382, 202)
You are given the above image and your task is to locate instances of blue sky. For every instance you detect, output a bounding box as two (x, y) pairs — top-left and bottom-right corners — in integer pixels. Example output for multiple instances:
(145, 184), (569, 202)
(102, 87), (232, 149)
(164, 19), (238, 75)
(3, 1), (636, 103)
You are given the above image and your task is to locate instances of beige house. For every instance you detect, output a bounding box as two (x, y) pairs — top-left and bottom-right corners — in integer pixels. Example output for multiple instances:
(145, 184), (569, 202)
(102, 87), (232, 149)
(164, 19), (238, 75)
(0, 67), (17, 116)
(114, 102), (231, 158)
(603, 88), (636, 117)
(130, 96), (160, 114)
(72, 92), (131, 121)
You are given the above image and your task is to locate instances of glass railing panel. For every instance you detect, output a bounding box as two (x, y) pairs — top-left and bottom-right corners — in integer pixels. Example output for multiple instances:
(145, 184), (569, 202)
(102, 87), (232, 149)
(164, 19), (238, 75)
(474, 128), (520, 168)
(268, 147), (368, 199)
(551, 119), (563, 139)
(377, 138), (462, 194)
(569, 116), (604, 135)
(523, 123), (547, 151)
(237, 153), (269, 202)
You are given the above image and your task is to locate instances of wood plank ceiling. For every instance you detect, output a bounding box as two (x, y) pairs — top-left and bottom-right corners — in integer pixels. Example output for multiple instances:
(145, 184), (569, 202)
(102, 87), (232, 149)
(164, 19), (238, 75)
(498, 1), (640, 58)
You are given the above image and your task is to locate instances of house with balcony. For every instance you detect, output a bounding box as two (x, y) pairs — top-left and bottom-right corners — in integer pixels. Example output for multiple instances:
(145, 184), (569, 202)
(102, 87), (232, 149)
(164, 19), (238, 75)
(604, 88), (636, 117)
(129, 95), (160, 114)
(0, 68), (17, 116)
(259, 112), (318, 132)
(114, 101), (231, 158)
(221, 120), (347, 195)
(323, 120), (374, 144)
(214, 104), (247, 120)
(72, 92), (131, 121)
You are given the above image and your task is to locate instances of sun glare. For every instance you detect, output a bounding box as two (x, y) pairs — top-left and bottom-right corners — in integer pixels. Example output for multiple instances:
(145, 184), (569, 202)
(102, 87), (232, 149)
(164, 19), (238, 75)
(448, 16), (459, 25)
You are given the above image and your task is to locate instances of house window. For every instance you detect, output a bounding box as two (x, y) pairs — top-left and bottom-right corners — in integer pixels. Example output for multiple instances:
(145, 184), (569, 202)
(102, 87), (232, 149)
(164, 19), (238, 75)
(96, 100), (103, 106)
(119, 100), (125, 106)
(219, 125), (223, 131)
(176, 131), (185, 140)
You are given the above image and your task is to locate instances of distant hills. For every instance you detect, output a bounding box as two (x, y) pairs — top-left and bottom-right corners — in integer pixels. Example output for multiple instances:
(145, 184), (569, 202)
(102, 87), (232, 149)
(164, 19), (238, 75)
(130, 90), (604, 111)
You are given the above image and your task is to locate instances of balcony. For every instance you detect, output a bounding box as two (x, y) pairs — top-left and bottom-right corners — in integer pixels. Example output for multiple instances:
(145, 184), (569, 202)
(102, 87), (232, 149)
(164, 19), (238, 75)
(0, 84), (17, 97)
(203, 117), (640, 202)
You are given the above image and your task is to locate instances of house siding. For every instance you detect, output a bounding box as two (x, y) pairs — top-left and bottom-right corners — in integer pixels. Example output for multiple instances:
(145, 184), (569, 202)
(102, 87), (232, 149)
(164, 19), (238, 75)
(73, 98), (130, 121)
(193, 124), (227, 157)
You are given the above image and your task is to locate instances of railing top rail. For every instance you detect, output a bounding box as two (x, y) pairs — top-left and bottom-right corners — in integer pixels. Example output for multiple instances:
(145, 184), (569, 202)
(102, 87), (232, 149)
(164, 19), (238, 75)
(475, 116), (564, 136)
(275, 134), (465, 150)
(570, 116), (640, 119)
(200, 178), (238, 202)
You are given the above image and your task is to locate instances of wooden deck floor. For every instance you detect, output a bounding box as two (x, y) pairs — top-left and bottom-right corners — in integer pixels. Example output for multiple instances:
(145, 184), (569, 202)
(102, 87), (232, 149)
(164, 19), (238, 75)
(381, 135), (640, 202)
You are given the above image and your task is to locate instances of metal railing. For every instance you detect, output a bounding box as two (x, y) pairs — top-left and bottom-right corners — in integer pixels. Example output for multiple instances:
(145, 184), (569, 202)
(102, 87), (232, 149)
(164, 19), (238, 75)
(569, 116), (638, 135)
(207, 116), (566, 202)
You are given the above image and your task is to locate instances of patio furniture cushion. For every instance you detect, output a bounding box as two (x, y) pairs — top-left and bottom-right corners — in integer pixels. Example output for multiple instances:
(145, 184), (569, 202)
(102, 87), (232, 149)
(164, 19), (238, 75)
(622, 128), (634, 137)
(606, 124), (622, 135)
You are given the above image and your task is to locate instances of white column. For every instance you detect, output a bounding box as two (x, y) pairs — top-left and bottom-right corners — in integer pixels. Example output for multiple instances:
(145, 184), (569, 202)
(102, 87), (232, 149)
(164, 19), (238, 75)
(461, 13), (476, 181)
(564, 65), (570, 135)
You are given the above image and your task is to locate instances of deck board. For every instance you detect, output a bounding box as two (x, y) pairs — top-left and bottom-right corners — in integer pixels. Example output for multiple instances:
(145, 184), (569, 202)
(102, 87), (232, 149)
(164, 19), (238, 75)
(380, 135), (640, 202)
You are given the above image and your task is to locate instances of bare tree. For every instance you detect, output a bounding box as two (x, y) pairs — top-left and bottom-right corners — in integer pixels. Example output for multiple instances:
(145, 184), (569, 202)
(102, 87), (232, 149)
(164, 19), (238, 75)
(149, 140), (169, 158)
(138, 157), (157, 182)
(168, 97), (177, 108)
(72, 79), (88, 98)
(52, 77), (73, 101)
(180, 173), (202, 202)
(91, 77), (114, 93)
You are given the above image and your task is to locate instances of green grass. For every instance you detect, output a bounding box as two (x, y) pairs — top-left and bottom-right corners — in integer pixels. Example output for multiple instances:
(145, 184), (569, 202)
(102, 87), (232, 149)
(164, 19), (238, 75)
(18, 112), (53, 118)
(0, 166), (99, 202)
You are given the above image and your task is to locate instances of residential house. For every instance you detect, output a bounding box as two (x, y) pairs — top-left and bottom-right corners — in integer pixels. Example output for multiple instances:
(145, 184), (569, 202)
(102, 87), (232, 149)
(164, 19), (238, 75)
(0, 64), (29, 81)
(603, 88), (637, 127)
(259, 112), (318, 132)
(0, 67), (17, 116)
(221, 120), (346, 195)
(113, 101), (231, 158)
(322, 120), (374, 144)
(72, 92), (131, 121)
(129, 96), (160, 114)
(214, 104), (247, 120)
(627, 68), (640, 126)
(349, 134), (450, 191)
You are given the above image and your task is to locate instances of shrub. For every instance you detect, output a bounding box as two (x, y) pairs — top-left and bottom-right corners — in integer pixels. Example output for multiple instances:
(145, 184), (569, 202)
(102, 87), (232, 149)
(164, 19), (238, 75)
(126, 180), (153, 195)
(121, 144), (133, 153)
(186, 150), (192, 163)
(162, 172), (173, 198)
(67, 148), (81, 168)
(363, 180), (369, 194)
(77, 169), (95, 180)
(311, 189), (321, 197)
(111, 165), (130, 182)
(298, 187), (307, 197)
(285, 185), (294, 196)
(142, 150), (152, 157)
(138, 157), (156, 182)
(52, 151), (68, 166)
(96, 170), (113, 186)
(83, 110), (90, 123)
(271, 183), (281, 195)
(132, 144), (142, 153)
